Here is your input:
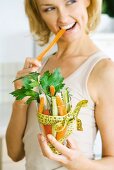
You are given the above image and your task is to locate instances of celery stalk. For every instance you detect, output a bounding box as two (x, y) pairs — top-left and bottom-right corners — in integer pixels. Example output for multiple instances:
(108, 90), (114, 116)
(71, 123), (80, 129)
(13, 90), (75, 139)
(52, 96), (58, 137)
(62, 88), (71, 112)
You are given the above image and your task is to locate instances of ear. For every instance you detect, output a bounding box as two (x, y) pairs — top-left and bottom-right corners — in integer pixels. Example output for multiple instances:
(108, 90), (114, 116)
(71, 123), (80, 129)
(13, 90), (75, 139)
(84, 0), (90, 7)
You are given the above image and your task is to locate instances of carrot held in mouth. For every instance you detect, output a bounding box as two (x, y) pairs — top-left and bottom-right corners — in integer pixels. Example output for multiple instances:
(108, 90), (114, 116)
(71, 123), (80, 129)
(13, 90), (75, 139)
(37, 29), (65, 61)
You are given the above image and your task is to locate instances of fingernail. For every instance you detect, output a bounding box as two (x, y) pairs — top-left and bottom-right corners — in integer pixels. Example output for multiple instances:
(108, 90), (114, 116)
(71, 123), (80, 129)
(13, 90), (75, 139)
(41, 135), (46, 142)
(38, 62), (42, 67)
(47, 134), (53, 140)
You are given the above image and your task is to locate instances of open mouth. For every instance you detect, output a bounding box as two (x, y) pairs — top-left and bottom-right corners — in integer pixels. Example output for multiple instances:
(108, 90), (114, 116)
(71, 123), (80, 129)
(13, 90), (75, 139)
(59, 22), (77, 31)
(66, 22), (77, 31)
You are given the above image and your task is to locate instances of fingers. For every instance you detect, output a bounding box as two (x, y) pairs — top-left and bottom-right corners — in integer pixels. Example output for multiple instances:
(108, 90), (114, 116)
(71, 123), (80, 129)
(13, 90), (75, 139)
(66, 135), (79, 150)
(16, 57), (42, 79)
(23, 57), (41, 69)
(38, 134), (51, 157)
(38, 134), (68, 164)
(14, 57), (41, 90)
(47, 135), (71, 158)
(16, 66), (38, 78)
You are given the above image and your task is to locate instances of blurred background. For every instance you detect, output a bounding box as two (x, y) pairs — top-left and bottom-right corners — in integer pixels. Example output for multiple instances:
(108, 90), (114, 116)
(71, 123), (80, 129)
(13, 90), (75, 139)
(0, 0), (114, 169)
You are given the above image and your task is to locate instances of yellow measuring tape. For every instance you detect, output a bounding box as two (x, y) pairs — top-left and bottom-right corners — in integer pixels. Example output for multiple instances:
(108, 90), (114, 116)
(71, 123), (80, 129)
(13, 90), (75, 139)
(37, 100), (88, 154)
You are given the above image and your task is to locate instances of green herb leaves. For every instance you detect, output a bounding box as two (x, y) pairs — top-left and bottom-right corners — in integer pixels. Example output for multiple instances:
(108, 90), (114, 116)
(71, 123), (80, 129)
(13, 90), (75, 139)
(10, 72), (40, 104)
(40, 68), (64, 96)
(10, 68), (64, 104)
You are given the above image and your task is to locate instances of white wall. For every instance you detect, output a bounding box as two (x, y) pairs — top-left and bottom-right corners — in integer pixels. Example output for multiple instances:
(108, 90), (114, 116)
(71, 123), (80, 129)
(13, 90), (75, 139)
(0, 0), (34, 63)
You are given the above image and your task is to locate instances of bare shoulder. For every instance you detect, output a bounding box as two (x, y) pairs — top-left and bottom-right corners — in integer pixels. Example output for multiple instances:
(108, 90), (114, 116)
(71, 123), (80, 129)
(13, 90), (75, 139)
(89, 57), (114, 103)
(91, 57), (114, 83)
(94, 57), (114, 78)
(93, 58), (114, 157)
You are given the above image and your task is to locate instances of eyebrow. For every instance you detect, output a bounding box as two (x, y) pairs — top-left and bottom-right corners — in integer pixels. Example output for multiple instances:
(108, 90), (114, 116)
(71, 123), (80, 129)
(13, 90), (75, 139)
(39, 0), (66, 7)
(39, 4), (54, 7)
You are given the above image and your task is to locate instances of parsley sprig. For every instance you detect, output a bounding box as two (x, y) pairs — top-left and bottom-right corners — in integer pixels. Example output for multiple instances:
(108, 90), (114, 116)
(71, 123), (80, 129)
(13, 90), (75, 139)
(10, 68), (65, 104)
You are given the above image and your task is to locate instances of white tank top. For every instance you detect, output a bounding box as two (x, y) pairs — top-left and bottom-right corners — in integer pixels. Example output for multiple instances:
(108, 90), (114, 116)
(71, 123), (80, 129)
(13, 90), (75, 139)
(23, 51), (108, 170)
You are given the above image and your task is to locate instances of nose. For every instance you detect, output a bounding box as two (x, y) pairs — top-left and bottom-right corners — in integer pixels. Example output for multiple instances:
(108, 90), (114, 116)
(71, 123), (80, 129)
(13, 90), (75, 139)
(57, 8), (70, 26)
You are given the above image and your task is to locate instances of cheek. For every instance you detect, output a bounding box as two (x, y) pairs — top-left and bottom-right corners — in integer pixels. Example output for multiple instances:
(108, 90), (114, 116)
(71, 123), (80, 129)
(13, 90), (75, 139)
(40, 13), (57, 31)
(81, 3), (89, 23)
(82, 9), (88, 25)
(78, 7), (88, 26)
(75, 2), (88, 24)
(84, 0), (90, 8)
(44, 19), (56, 31)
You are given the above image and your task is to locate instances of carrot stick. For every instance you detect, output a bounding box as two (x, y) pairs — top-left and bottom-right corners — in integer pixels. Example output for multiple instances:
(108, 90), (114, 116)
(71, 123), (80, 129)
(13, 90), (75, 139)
(56, 95), (67, 141)
(38, 96), (52, 136)
(43, 109), (52, 136)
(56, 95), (67, 115)
(50, 85), (55, 96)
(38, 96), (44, 113)
(37, 29), (65, 61)
(56, 95), (63, 105)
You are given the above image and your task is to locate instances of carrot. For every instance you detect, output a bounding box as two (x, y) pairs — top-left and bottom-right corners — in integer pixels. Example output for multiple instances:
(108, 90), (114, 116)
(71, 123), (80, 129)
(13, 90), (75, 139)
(56, 95), (67, 141)
(38, 96), (52, 136)
(37, 29), (65, 61)
(43, 109), (52, 136)
(38, 96), (44, 113)
(56, 128), (66, 141)
(50, 85), (55, 96)
(56, 95), (67, 115)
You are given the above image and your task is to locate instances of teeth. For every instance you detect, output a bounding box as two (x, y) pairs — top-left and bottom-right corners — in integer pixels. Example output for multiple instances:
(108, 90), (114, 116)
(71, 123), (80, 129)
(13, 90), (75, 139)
(61, 23), (75, 30)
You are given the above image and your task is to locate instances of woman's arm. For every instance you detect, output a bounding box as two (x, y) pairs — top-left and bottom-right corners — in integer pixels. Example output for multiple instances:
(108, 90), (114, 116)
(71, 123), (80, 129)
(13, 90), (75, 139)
(6, 101), (28, 161)
(38, 58), (114, 170)
(90, 58), (114, 169)
(6, 58), (41, 162)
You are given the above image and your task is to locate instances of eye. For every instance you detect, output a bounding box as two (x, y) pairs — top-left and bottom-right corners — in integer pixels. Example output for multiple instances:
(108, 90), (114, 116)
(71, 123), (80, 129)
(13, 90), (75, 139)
(66, 0), (77, 5)
(44, 7), (55, 12)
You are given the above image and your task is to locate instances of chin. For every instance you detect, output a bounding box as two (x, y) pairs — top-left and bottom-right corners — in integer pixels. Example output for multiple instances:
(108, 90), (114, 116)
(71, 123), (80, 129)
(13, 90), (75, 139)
(62, 30), (83, 42)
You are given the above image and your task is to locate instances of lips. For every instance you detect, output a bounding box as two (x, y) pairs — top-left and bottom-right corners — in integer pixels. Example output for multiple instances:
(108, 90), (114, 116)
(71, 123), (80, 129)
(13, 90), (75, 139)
(59, 22), (77, 31)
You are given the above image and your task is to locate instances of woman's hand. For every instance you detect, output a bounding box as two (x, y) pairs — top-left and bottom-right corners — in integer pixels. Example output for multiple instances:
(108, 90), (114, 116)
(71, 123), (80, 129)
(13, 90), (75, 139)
(14, 57), (41, 104)
(38, 134), (87, 170)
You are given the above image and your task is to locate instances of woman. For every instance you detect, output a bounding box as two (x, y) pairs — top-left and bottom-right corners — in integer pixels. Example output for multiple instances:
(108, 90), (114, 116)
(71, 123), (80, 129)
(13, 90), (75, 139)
(6, 0), (114, 169)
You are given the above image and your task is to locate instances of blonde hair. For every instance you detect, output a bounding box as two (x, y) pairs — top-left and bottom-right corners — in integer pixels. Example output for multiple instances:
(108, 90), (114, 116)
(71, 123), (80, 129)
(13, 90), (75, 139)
(25, 0), (102, 46)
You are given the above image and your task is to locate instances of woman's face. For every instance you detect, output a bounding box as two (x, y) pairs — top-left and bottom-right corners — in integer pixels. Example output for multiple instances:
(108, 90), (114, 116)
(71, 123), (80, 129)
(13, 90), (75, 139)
(37, 0), (90, 40)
